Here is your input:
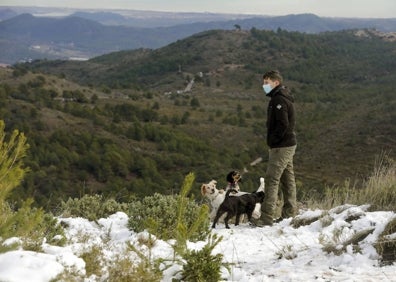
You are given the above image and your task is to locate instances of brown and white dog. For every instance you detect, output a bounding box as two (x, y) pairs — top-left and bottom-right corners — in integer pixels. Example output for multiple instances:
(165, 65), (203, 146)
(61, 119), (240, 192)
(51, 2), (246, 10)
(200, 179), (225, 221)
(201, 173), (265, 221)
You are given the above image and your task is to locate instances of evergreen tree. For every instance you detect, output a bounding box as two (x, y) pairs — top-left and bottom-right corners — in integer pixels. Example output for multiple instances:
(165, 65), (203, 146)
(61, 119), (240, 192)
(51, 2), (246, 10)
(0, 120), (29, 203)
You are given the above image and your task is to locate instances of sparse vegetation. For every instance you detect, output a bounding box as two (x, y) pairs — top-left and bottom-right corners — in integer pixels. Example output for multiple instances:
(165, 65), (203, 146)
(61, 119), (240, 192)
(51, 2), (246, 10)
(320, 227), (375, 256)
(304, 152), (396, 212)
(80, 245), (104, 277)
(276, 244), (298, 260)
(106, 250), (163, 282)
(291, 212), (325, 229)
(375, 217), (396, 266)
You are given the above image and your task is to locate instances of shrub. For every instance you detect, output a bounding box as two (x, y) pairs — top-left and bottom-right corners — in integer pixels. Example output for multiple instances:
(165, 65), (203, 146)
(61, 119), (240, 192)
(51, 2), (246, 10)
(40, 213), (67, 246)
(107, 255), (162, 282)
(0, 199), (43, 250)
(375, 217), (396, 265)
(320, 227), (375, 256)
(60, 194), (129, 221)
(179, 233), (226, 282)
(291, 211), (325, 228)
(80, 245), (104, 277)
(306, 152), (395, 211)
(357, 153), (395, 211)
(128, 173), (224, 281)
(127, 181), (210, 242)
(106, 241), (163, 282)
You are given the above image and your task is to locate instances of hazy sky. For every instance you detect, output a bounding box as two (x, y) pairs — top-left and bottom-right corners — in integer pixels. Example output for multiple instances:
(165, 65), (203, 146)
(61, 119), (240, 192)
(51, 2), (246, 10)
(1, 0), (395, 18)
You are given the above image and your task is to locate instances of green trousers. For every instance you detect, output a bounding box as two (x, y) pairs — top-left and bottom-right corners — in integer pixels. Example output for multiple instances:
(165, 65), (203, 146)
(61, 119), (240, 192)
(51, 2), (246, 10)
(261, 145), (297, 224)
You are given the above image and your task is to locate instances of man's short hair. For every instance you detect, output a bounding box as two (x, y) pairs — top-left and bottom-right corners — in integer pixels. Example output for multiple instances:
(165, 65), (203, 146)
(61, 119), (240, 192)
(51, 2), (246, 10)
(263, 70), (283, 83)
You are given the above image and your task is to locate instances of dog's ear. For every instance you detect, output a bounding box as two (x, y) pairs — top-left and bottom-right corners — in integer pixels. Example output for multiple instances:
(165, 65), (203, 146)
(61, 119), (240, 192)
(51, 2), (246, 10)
(226, 171), (234, 183)
(200, 184), (207, 196)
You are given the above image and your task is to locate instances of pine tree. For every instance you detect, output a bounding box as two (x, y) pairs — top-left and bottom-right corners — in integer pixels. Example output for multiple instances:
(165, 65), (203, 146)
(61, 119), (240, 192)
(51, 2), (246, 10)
(0, 120), (31, 239)
(0, 120), (29, 203)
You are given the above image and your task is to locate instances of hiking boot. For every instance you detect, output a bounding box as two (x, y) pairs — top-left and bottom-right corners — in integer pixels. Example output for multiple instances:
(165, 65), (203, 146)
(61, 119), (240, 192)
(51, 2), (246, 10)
(274, 217), (284, 223)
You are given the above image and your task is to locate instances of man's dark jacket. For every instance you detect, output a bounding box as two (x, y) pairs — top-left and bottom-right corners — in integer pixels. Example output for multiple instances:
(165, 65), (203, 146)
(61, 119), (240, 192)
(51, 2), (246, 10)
(266, 85), (297, 148)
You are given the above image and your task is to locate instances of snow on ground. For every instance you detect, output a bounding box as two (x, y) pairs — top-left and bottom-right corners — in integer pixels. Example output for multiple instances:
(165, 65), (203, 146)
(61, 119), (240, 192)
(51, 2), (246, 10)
(0, 205), (395, 282)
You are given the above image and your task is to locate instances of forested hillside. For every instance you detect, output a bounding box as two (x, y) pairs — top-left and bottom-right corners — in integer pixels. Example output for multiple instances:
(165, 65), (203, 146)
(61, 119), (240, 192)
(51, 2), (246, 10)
(2, 28), (395, 211)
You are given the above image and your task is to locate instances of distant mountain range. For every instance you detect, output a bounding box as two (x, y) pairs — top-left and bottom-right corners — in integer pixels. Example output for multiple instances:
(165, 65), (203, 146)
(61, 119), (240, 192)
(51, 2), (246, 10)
(1, 7), (396, 64)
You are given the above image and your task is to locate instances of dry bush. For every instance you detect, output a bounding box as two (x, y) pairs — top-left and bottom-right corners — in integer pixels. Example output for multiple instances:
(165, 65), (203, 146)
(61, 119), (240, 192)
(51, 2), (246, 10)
(291, 211), (325, 228)
(306, 152), (395, 212)
(375, 217), (396, 266)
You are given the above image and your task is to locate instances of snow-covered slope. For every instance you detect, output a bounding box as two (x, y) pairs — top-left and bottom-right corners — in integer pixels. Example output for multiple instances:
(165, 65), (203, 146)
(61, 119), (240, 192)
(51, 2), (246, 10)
(0, 205), (395, 281)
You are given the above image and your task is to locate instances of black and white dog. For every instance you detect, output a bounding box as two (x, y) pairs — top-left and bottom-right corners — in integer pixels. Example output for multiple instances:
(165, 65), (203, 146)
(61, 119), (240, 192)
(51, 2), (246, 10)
(212, 188), (265, 229)
(225, 170), (242, 191)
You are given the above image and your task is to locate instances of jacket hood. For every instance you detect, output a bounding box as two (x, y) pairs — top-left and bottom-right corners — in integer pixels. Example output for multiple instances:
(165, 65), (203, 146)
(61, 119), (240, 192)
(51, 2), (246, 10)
(268, 85), (294, 102)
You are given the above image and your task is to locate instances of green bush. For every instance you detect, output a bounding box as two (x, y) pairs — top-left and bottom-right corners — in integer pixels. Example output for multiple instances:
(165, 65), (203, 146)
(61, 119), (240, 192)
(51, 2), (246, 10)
(0, 199), (66, 252)
(106, 241), (163, 282)
(179, 233), (227, 282)
(22, 210), (67, 251)
(0, 199), (44, 249)
(128, 192), (210, 241)
(60, 194), (128, 221)
(107, 254), (162, 282)
(80, 245), (104, 277)
(40, 213), (67, 246)
(127, 173), (225, 281)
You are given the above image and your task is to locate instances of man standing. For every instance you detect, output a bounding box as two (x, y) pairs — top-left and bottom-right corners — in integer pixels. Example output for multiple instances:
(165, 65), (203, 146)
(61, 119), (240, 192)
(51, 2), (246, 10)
(258, 70), (297, 226)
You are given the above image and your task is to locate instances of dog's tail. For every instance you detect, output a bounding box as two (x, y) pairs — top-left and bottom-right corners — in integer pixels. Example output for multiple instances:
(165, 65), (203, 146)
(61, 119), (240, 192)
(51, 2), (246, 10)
(256, 177), (265, 192)
(225, 188), (239, 198)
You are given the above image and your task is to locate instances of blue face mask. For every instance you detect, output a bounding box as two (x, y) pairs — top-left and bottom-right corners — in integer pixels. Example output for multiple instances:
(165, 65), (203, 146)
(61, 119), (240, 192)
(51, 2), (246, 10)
(262, 84), (272, 94)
